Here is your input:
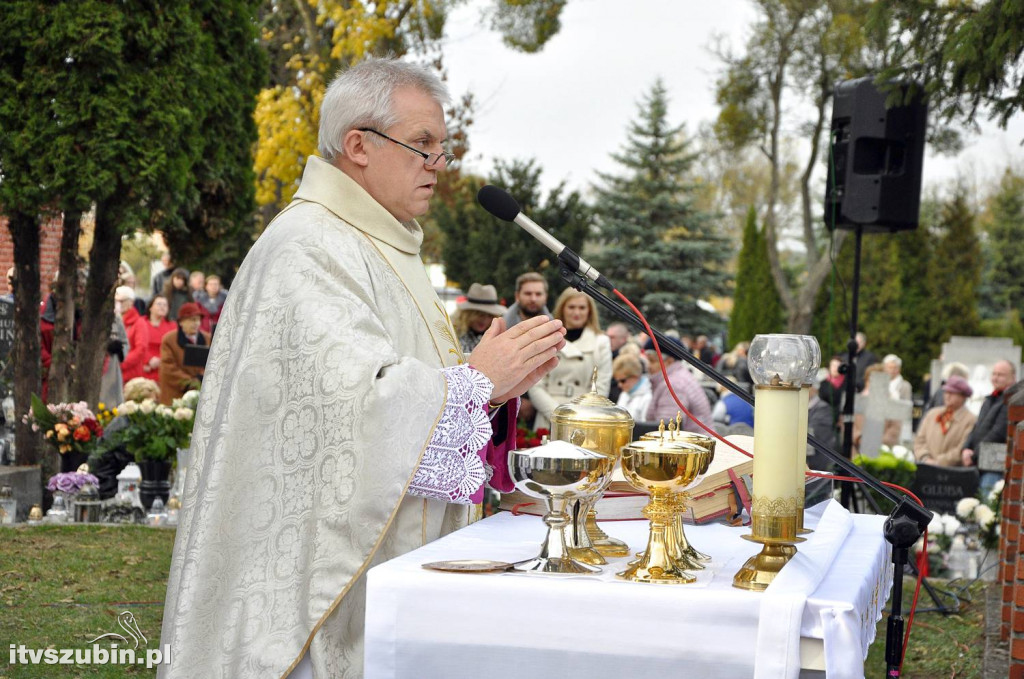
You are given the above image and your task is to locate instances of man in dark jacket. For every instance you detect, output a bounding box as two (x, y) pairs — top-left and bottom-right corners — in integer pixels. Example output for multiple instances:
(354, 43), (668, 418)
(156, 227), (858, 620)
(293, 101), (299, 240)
(962, 360), (1017, 468)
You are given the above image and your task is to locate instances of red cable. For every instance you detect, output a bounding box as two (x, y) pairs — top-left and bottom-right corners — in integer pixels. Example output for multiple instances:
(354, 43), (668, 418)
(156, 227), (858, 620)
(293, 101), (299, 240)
(611, 287), (926, 674)
(612, 289), (752, 458)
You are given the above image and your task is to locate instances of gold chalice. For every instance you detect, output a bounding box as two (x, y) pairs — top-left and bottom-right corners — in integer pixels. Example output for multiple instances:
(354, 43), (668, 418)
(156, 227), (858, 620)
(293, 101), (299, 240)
(617, 439), (713, 584)
(509, 440), (615, 574)
(641, 418), (716, 568)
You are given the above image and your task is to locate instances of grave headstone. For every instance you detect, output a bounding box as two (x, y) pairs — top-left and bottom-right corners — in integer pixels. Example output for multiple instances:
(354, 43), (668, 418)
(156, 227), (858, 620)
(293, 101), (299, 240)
(854, 370), (913, 457)
(0, 299), (13, 360)
(930, 336), (1022, 416)
(911, 462), (979, 515)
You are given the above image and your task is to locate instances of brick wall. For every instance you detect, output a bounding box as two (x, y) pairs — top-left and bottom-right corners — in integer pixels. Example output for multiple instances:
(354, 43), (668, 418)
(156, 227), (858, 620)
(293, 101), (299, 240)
(1003, 389), (1024, 678)
(0, 214), (65, 297)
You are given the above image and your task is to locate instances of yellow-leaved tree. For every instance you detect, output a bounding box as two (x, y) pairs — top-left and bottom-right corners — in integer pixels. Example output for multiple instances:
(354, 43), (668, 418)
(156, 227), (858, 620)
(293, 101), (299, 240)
(253, 0), (568, 232)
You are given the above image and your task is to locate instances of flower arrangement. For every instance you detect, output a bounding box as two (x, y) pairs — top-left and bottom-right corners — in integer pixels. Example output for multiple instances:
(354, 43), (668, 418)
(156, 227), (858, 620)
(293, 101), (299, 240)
(515, 425), (549, 449)
(95, 402), (116, 428)
(47, 469), (100, 496)
(26, 394), (104, 456)
(956, 480), (1003, 552)
(112, 391), (198, 462)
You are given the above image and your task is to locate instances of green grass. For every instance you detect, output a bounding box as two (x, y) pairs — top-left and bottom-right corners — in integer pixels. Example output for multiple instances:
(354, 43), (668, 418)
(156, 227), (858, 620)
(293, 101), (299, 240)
(0, 525), (176, 679)
(866, 576), (988, 678)
(0, 526), (992, 678)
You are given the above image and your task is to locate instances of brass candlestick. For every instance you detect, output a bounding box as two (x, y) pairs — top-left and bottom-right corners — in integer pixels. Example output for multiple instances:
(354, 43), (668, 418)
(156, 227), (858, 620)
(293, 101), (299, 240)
(617, 439), (713, 584)
(732, 375), (805, 591)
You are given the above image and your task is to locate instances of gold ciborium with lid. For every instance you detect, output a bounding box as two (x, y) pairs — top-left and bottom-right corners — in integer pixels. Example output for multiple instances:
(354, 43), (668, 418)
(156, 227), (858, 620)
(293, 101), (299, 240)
(641, 415), (716, 569)
(550, 369), (634, 562)
(617, 437), (714, 584)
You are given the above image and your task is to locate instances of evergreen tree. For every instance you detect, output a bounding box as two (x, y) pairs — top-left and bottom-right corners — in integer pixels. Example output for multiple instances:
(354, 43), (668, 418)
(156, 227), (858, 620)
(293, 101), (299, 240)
(981, 170), (1024, 317)
(932, 188), (982, 339)
(728, 206), (784, 344)
(592, 81), (731, 335)
(434, 158), (591, 302)
(810, 218), (939, 387)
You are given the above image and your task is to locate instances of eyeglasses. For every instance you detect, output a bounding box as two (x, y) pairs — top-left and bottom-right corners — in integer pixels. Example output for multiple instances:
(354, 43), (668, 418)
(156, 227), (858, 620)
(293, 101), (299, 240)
(358, 128), (455, 168)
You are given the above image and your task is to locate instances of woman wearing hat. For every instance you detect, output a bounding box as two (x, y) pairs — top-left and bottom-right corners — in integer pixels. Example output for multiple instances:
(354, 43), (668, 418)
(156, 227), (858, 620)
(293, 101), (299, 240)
(913, 375), (978, 466)
(158, 302), (211, 405)
(452, 283), (507, 354)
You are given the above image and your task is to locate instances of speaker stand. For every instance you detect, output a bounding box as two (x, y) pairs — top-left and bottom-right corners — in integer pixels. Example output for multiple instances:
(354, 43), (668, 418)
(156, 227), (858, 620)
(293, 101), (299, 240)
(840, 225), (864, 512)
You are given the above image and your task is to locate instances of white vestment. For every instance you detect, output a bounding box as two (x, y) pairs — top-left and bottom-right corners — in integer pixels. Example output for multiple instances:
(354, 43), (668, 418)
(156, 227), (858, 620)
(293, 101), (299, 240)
(159, 157), (493, 679)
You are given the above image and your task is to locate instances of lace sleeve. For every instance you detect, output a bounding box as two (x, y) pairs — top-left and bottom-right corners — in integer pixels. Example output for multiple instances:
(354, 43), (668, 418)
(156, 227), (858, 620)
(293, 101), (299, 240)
(407, 364), (494, 504)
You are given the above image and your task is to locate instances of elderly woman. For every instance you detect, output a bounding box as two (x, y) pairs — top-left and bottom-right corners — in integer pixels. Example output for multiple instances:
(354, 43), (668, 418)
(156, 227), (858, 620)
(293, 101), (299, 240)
(527, 288), (612, 429)
(451, 283), (507, 354)
(613, 353), (652, 420)
(914, 375), (978, 466)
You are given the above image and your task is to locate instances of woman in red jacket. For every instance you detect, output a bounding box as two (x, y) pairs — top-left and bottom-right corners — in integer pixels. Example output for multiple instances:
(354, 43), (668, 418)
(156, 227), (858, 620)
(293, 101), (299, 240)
(121, 294), (177, 384)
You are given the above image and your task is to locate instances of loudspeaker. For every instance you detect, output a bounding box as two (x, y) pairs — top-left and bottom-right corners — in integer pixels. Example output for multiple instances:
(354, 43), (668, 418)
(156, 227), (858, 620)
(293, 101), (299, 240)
(824, 77), (928, 233)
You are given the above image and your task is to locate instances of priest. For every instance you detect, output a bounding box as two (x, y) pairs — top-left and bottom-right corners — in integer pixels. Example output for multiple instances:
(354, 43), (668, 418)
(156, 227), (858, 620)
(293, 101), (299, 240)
(159, 58), (566, 679)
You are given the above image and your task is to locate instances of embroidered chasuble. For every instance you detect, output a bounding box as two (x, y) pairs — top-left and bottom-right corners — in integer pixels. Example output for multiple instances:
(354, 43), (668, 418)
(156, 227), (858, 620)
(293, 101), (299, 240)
(159, 157), (513, 679)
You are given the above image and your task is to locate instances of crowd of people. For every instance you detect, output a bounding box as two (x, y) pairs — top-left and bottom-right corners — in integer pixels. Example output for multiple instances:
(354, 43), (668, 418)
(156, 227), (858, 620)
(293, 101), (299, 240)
(36, 257), (228, 408)
(453, 281), (1020, 493)
(451, 273), (756, 436)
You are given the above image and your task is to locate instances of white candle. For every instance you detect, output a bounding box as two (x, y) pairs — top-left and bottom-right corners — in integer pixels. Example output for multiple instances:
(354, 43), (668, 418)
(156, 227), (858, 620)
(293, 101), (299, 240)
(753, 385), (801, 500)
(796, 385), (810, 495)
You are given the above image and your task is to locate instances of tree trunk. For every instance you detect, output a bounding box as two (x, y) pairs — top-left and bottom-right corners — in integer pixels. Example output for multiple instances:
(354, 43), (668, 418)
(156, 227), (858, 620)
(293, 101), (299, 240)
(46, 211), (82, 404)
(9, 211), (42, 467)
(72, 201), (122, 405)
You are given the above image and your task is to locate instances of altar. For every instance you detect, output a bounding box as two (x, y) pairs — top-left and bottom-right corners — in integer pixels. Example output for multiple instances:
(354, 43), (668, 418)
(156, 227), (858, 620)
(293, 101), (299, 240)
(364, 500), (892, 679)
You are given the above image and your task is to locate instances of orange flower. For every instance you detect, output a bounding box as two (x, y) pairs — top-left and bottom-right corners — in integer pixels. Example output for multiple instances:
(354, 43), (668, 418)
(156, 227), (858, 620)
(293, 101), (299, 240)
(73, 425), (91, 442)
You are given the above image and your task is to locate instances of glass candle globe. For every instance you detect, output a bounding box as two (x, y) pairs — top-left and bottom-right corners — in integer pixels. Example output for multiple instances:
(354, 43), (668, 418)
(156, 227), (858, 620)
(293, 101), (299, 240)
(800, 335), (821, 385)
(748, 334), (813, 387)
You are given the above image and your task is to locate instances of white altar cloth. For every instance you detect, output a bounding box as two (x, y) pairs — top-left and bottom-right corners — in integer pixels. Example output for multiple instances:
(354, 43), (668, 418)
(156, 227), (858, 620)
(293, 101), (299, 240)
(364, 500), (892, 679)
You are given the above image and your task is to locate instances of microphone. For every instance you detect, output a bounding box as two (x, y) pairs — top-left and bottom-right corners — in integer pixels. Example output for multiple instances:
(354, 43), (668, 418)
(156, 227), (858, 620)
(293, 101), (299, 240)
(477, 185), (613, 290)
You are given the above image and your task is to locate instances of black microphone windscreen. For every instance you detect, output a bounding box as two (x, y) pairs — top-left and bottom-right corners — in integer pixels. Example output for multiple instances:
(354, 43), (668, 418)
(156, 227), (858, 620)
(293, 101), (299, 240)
(477, 185), (521, 222)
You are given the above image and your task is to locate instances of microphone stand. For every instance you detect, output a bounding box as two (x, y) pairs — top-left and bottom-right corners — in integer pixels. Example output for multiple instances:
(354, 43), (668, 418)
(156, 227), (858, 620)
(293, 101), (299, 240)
(555, 254), (931, 678)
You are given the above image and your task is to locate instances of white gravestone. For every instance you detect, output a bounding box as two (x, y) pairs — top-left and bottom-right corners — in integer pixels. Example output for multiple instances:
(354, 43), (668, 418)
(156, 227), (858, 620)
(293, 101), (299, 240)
(855, 371), (913, 458)
(930, 336), (1022, 416)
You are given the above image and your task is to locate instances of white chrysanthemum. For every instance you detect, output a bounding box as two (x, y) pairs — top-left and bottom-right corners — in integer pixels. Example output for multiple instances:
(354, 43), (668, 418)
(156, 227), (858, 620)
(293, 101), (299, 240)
(156, 405), (173, 418)
(974, 504), (996, 528)
(181, 390), (200, 409)
(912, 537), (925, 553)
(989, 479), (1005, 502)
(927, 513), (944, 535)
(956, 497), (980, 520)
(119, 401), (138, 416)
(174, 407), (193, 421)
(940, 514), (961, 536)
(140, 399), (157, 414)
(891, 445), (913, 462)
(927, 541), (942, 554)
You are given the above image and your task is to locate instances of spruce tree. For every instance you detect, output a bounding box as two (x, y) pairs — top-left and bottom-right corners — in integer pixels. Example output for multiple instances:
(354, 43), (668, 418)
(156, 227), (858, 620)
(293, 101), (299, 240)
(982, 170), (1024, 317)
(728, 206), (784, 344)
(932, 188), (982, 338)
(592, 81), (730, 334)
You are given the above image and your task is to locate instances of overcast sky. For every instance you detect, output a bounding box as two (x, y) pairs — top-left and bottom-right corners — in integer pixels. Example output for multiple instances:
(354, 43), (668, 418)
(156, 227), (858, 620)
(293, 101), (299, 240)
(442, 0), (1024, 205)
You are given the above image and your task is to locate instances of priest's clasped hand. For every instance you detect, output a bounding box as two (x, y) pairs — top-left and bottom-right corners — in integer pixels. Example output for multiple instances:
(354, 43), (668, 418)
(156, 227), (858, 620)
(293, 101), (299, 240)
(469, 315), (566, 405)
